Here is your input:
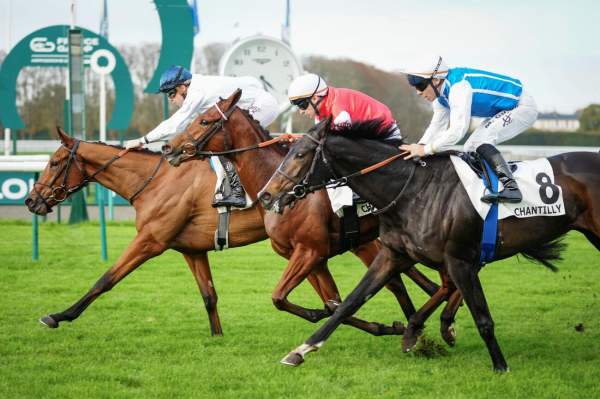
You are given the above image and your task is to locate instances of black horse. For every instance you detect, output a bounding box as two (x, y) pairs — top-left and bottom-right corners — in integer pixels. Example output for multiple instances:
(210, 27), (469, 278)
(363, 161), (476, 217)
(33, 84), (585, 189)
(258, 119), (600, 371)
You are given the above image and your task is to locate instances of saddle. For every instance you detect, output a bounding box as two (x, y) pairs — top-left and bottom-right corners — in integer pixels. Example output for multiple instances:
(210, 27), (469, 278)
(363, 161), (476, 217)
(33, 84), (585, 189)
(452, 151), (518, 187)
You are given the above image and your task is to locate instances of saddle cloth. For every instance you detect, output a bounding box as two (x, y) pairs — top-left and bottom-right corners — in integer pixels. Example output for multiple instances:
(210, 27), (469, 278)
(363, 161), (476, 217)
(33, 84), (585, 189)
(328, 186), (375, 218)
(209, 156), (253, 211)
(450, 155), (565, 220)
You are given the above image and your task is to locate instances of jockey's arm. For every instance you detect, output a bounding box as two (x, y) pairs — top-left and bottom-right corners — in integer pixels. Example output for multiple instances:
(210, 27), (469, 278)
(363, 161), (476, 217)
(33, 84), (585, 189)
(418, 100), (450, 147)
(144, 94), (206, 143)
(422, 81), (472, 155)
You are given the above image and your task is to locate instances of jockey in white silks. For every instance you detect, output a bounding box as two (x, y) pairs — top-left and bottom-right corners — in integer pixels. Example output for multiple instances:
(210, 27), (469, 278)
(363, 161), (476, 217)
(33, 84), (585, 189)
(399, 55), (538, 203)
(125, 65), (279, 208)
(287, 73), (402, 213)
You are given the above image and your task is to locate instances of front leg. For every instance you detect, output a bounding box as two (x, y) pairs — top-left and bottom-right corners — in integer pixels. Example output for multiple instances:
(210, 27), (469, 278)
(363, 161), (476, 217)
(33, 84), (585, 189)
(40, 232), (167, 328)
(281, 245), (413, 366)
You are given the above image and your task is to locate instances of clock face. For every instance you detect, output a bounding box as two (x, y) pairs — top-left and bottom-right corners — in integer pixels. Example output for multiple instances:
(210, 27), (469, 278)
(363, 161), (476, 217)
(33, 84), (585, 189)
(220, 36), (303, 111)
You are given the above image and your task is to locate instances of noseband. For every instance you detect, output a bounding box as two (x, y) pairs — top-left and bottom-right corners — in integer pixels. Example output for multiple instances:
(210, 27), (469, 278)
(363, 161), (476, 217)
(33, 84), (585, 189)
(33, 140), (89, 208)
(33, 140), (160, 208)
(274, 133), (328, 199)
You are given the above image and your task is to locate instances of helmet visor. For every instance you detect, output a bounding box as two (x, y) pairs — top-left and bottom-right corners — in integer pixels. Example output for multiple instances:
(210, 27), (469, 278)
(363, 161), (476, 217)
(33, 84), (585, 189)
(407, 75), (431, 92)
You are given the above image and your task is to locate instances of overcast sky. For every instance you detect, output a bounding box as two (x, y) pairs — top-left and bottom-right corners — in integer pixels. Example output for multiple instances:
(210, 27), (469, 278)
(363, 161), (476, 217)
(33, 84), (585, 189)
(1, 0), (599, 113)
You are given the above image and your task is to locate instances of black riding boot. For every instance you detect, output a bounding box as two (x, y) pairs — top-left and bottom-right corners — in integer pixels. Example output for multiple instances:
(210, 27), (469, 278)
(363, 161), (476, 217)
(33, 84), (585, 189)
(476, 143), (522, 204)
(213, 158), (247, 208)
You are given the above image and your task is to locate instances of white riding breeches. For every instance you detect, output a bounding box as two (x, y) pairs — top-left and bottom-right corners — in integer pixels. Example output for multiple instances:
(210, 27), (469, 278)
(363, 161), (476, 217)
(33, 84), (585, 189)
(463, 90), (538, 152)
(246, 90), (279, 128)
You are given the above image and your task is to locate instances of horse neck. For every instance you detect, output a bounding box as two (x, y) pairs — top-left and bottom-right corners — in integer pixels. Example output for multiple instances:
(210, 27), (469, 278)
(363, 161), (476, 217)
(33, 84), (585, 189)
(227, 114), (285, 200)
(78, 142), (162, 200)
(325, 138), (419, 210)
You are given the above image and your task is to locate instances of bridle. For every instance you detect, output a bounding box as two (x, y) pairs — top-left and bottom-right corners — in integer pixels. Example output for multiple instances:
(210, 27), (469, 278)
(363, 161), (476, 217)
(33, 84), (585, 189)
(279, 129), (425, 215)
(167, 102), (298, 160)
(33, 139), (164, 208)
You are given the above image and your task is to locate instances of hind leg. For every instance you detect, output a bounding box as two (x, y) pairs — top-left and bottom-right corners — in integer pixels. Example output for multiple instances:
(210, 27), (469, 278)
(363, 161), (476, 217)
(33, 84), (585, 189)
(183, 253), (222, 336)
(440, 288), (463, 347)
(581, 230), (600, 250)
(446, 256), (508, 372)
(402, 272), (453, 352)
(40, 232), (166, 329)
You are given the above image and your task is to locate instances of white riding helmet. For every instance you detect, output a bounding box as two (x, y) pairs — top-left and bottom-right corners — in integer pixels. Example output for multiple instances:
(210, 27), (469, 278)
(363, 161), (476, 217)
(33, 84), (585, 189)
(401, 55), (448, 79)
(288, 73), (328, 100)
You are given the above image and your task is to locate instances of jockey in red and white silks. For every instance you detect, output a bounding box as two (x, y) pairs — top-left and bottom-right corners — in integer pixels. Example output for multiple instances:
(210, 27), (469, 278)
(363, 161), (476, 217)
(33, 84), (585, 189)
(288, 74), (403, 212)
(288, 73), (402, 141)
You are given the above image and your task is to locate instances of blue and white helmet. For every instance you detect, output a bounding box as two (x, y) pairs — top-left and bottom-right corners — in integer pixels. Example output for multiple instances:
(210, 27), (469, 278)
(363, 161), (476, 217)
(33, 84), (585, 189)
(158, 65), (192, 93)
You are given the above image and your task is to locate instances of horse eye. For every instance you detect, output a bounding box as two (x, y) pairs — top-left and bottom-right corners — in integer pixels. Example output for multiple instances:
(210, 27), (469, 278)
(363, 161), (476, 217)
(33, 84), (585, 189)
(296, 152), (304, 159)
(50, 160), (59, 167)
(200, 119), (210, 126)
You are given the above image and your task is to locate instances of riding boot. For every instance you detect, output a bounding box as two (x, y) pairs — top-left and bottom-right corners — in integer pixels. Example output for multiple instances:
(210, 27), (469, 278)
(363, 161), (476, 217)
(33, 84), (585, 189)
(476, 143), (522, 204)
(212, 157), (247, 208)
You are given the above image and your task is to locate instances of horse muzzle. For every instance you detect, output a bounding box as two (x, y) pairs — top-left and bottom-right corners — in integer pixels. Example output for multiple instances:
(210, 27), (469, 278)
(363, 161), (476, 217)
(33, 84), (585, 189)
(25, 196), (52, 215)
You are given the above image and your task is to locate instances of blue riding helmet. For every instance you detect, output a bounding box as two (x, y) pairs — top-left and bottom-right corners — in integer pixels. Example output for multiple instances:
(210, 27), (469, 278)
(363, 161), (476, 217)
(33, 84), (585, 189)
(158, 65), (192, 93)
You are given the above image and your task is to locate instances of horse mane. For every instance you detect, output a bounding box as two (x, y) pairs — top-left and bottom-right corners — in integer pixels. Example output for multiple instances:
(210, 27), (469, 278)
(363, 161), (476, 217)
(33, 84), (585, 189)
(322, 119), (401, 142)
(237, 107), (289, 155)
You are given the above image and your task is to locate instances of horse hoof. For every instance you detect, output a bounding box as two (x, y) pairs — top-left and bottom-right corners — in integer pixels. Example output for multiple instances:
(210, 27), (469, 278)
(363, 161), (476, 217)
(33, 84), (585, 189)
(441, 324), (456, 347)
(280, 352), (304, 367)
(39, 315), (58, 329)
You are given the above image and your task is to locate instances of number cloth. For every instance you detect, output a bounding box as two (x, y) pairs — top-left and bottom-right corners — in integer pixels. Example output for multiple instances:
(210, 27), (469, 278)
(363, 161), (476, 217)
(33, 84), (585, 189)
(450, 156), (565, 220)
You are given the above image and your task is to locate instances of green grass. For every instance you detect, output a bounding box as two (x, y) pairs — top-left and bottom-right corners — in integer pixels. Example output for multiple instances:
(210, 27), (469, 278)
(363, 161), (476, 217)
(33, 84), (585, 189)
(1, 221), (599, 398)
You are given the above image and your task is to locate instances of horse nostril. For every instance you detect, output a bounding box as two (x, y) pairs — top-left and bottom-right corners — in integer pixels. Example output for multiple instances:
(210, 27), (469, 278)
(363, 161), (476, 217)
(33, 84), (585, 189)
(162, 144), (172, 155)
(25, 198), (33, 207)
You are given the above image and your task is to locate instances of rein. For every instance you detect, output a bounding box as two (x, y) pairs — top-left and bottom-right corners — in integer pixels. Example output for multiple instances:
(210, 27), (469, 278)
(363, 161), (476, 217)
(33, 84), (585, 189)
(35, 140), (164, 206)
(174, 103), (301, 159)
(287, 133), (424, 215)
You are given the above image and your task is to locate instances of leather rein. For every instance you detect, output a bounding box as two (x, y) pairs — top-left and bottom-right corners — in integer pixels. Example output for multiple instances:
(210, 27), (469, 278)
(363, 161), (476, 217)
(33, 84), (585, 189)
(34, 139), (164, 208)
(173, 103), (299, 159)
(280, 132), (425, 216)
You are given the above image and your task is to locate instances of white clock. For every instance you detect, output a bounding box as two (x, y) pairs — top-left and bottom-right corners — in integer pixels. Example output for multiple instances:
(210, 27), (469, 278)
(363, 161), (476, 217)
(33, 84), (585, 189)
(219, 35), (303, 113)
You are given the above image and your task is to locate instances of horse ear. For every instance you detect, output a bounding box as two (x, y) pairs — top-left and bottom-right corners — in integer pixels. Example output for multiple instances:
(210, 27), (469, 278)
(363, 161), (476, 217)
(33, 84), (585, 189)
(228, 88), (242, 108)
(56, 126), (74, 147)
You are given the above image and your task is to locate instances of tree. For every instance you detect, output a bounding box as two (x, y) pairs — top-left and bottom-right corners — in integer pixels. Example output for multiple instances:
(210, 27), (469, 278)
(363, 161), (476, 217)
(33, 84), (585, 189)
(578, 104), (600, 132)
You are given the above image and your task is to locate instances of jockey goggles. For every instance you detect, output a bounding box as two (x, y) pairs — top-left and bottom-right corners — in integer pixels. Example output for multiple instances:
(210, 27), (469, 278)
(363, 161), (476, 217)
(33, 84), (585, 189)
(407, 75), (432, 92)
(290, 97), (311, 110)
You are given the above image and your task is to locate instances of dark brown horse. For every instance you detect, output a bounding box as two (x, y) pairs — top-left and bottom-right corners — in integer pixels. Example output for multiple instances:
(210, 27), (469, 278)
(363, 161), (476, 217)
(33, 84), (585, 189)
(26, 127), (268, 336)
(162, 90), (463, 338)
(259, 119), (600, 371)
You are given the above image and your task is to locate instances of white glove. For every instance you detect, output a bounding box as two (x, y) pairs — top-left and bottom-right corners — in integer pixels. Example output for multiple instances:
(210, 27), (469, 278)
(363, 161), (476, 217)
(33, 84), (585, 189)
(124, 138), (144, 149)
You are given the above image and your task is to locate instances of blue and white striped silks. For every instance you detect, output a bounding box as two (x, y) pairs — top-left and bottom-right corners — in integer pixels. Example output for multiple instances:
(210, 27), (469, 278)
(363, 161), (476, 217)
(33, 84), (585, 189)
(438, 67), (523, 118)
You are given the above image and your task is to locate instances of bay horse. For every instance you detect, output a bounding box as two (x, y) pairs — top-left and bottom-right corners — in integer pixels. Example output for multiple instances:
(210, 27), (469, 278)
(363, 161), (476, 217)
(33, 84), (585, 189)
(259, 119), (600, 371)
(162, 90), (458, 338)
(26, 127), (268, 336)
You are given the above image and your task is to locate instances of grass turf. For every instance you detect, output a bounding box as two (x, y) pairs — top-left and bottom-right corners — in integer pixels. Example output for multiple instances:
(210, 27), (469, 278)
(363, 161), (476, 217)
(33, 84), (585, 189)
(0, 221), (599, 398)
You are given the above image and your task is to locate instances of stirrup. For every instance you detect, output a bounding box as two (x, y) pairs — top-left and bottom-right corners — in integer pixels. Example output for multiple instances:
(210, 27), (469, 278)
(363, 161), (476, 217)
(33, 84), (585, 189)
(213, 195), (246, 208)
(481, 189), (522, 204)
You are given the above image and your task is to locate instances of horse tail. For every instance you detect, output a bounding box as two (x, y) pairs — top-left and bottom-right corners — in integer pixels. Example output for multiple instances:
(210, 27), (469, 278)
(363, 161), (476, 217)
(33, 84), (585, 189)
(519, 236), (567, 272)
